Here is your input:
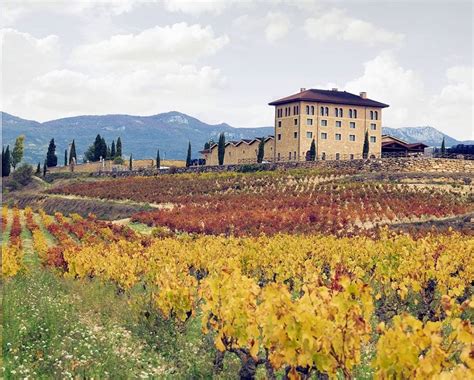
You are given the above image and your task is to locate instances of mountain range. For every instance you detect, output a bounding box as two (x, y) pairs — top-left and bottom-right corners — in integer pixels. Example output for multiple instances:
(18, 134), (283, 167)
(1, 111), (472, 164)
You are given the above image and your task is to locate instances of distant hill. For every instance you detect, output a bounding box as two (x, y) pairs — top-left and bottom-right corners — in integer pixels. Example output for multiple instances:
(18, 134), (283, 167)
(382, 126), (473, 147)
(2, 111), (472, 164)
(1, 112), (273, 164)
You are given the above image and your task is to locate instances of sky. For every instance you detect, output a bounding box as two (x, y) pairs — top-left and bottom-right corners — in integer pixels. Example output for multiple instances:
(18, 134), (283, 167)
(1, 0), (473, 140)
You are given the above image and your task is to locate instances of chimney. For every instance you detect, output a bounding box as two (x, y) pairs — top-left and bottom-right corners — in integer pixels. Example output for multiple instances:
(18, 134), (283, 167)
(300, 87), (306, 92)
(359, 91), (367, 99)
(331, 88), (338, 91)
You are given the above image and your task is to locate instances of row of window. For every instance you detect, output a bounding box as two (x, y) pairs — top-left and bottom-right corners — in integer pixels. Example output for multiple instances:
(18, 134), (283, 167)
(278, 106), (378, 119)
(277, 133), (377, 143)
(277, 152), (369, 161)
(278, 119), (378, 129)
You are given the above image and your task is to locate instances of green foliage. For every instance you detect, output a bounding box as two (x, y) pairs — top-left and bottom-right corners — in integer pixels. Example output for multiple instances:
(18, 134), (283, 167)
(46, 139), (58, 167)
(11, 135), (25, 169)
(43, 159), (47, 177)
(257, 138), (265, 163)
(186, 141), (192, 167)
(129, 154), (133, 170)
(308, 139), (316, 161)
(36, 162), (41, 175)
(363, 130), (370, 159)
(11, 163), (34, 186)
(111, 140), (116, 158)
(69, 139), (77, 164)
(218, 132), (225, 165)
(116, 137), (122, 158)
(441, 137), (446, 154)
(237, 164), (266, 173)
(113, 156), (124, 165)
(64, 149), (68, 166)
(156, 149), (161, 169)
(2, 145), (11, 177)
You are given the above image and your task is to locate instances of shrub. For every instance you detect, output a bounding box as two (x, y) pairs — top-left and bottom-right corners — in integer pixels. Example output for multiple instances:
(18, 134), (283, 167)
(11, 163), (33, 186)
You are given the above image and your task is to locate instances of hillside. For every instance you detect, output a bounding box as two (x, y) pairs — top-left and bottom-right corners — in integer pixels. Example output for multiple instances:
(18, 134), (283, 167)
(382, 126), (473, 147)
(1, 112), (273, 164)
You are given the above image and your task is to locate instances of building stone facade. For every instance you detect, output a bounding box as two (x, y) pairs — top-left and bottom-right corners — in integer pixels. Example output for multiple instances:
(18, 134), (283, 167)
(269, 88), (389, 161)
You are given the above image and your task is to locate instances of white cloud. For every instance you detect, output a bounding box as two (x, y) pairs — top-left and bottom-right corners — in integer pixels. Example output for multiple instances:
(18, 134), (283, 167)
(162, 0), (249, 15)
(338, 53), (472, 140)
(72, 23), (229, 68)
(265, 12), (291, 43)
(304, 8), (404, 46)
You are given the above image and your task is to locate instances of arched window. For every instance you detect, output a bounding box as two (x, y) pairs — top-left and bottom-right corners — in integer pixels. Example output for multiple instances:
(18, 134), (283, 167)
(335, 108), (339, 117)
(370, 111), (374, 120)
(311, 106), (314, 115)
(325, 107), (329, 116)
(339, 108), (343, 117)
(349, 109), (353, 118)
(336, 153), (340, 160)
(306, 105), (310, 114)
(354, 109), (357, 118)
(320, 107), (324, 116)
(375, 111), (378, 120)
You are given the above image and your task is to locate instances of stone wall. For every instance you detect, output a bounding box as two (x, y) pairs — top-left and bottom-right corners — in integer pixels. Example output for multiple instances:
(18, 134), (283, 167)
(93, 157), (474, 178)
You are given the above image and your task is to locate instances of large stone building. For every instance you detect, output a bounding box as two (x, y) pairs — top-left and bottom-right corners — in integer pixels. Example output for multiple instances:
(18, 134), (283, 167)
(200, 136), (274, 166)
(269, 88), (389, 161)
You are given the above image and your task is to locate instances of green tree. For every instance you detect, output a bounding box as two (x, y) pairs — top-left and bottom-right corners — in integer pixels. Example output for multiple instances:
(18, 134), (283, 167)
(204, 141), (210, 150)
(43, 159), (47, 177)
(308, 139), (316, 161)
(129, 154), (133, 170)
(69, 139), (77, 164)
(257, 138), (265, 163)
(111, 140), (116, 158)
(36, 162), (41, 175)
(362, 131), (370, 159)
(64, 149), (68, 166)
(93, 134), (102, 161)
(3, 145), (11, 177)
(12, 163), (33, 186)
(46, 139), (58, 167)
(100, 137), (107, 160)
(156, 149), (161, 169)
(218, 133), (226, 165)
(186, 141), (192, 167)
(116, 137), (122, 158)
(11, 135), (25, 169)
(441, 137), (446, 155)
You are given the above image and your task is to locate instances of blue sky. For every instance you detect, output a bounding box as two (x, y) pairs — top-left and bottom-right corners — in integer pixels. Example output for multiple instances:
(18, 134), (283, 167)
(1, 0), (472, 139)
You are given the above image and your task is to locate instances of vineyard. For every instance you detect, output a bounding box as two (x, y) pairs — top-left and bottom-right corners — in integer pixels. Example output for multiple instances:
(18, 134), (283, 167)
(3, 167), (474, 379)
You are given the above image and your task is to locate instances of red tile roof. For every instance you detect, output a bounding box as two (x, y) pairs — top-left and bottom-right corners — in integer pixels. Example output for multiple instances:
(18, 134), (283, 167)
(269, 88), (389, 108)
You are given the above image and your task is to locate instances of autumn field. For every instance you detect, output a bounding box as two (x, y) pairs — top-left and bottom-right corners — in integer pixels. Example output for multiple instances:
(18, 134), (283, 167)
(2, 167), (474, 379)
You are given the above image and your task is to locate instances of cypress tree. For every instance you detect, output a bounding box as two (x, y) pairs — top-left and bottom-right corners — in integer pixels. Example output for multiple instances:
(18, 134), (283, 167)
(156, 149), (160, 169)
(309, 139), (316, 161)
(204, 141), (210, 150)
(106, 145), (111, 160)
(69, 140), (77, 164)
(362, 131), (370, 159)
(93, 134), (102, 161)
(116, 137), (122, 158)
(3, 146), (11, 176)
(1, 147), (4, 176)
(36, 162), (41, 175)
(46, 139), (58, 167)
(100, 137), (107, 160)
(111, 140), (116, 158)
(186, 141), (192, 167)
(64, 149), (68, 166)
(257, 138), (265, 163)
(218, 133), (225, 165)
(441, 137), (446, 155)
(129, 154), (133, 170)
(43, 159), (47, 177)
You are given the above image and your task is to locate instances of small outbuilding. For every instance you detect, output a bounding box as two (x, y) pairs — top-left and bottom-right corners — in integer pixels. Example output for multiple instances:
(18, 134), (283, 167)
(381, 135), (428, 156)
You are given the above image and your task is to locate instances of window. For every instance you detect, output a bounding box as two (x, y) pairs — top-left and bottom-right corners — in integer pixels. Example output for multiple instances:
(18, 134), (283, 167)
(339, 108), (343, 117)
(370, 136), (377, 143)
(306, 131), (313, 139)
(294, 118), (298, 125)
(294, 132), (298, 138)
(307, 118), (313, 125)
(277, 134), (281, 140)
(375, 111), (378, 120)
(306, 105), (310, 114)
(278, 121), (282, 128)
(354, 109), (357, 118)
(228, 151), (231, 156)
(277, 153), (281, 160)
(321, 152), (326, 160)
(336, 121), (342, 128)
(350, 122), (356, 129)
(320, 106), (324, 116)
(289, 152), (291, 160)
(321, 132), (328, 139)
(311, 106), (314, 115)
(349, 109), (353, 118)
(335, 108), (339, 117)
(321, 120), (327, 126)
(293, 152), (297, 160)
(349, 134), (356, 141)
(325, 107), (329, 116)
(335, 133), (342, 141)
(350, 154), (354, 160)
(370, 123), (376, 130)
(335, 153), (340, 160)
(370, 111), (374, 120)
(284, 108), (287, 117)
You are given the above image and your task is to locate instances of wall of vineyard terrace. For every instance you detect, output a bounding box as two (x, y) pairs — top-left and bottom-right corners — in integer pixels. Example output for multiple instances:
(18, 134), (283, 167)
(93, 158), (474, 177)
